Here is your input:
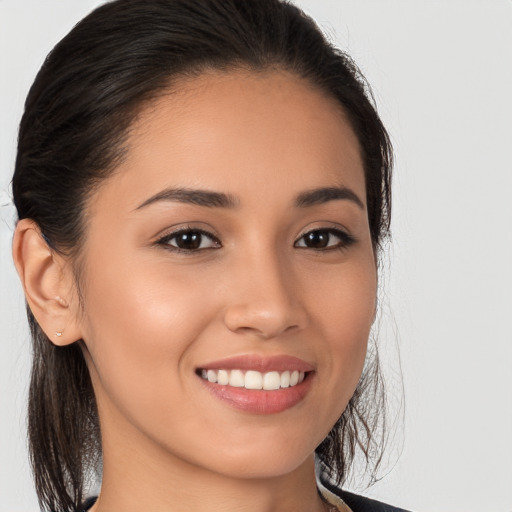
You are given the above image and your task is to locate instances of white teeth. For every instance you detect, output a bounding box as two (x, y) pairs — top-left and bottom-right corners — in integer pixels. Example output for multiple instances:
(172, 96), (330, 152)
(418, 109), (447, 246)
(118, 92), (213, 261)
(245, 370), (263, 389)
(229, 369), (245, 387)
(200, 369), (307, 390)
(263, 371), (281, 390)
(217, 369), (229, 385)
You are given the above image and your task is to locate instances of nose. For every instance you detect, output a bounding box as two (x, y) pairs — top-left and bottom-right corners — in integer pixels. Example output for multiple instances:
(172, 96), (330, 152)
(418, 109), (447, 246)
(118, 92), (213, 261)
(222, 251), (308, 340)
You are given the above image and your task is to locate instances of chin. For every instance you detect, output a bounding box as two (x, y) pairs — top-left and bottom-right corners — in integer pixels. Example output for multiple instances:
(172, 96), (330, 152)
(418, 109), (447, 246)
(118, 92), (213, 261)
(179, 426), (321, 481)
(204, 449), (314, 481)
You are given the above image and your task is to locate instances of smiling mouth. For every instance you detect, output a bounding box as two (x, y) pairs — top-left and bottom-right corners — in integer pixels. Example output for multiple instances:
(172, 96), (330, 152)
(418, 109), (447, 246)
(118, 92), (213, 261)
(197, 369), (307, 391)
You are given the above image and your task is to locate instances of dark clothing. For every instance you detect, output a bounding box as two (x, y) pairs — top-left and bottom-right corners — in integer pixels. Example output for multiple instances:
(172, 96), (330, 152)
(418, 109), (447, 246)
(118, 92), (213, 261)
(82, 497), (97, 511)
(325, 482), (411, 512)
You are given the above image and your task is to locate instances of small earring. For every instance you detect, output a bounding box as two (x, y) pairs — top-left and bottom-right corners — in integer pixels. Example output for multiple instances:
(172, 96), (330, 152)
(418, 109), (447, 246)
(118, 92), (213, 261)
(55, 330), (63, 337)
(54, 296), (69, 307)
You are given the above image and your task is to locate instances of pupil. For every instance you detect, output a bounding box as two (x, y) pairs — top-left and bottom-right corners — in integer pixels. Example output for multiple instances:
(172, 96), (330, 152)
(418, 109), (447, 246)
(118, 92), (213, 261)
(305, 231), (328, 248)
(178, 232), (201, 250)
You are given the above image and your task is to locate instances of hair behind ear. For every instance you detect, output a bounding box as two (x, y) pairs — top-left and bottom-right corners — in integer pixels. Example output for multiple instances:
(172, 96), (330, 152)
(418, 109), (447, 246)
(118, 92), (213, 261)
(27, 312), (100, 512)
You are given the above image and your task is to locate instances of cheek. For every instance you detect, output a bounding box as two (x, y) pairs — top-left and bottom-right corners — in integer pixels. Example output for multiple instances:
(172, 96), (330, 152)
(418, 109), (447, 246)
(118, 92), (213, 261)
(305, 257), (377, 393)
(82, 252), (214, 345)
(307, 254), (376, 336)
(78, 258), (217, 422)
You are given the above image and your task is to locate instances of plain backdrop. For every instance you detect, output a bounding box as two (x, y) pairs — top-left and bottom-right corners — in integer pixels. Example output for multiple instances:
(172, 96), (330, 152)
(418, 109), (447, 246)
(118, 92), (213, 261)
(1, 1), (511, 511)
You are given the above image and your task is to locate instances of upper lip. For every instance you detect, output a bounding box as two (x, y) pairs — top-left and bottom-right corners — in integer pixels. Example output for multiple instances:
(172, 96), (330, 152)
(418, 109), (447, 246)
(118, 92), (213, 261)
(197, 354), (315, 373)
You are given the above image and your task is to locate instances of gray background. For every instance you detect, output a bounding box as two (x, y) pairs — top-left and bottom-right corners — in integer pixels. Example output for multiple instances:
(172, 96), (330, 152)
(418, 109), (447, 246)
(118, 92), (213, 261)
(1, 1), (511, 510)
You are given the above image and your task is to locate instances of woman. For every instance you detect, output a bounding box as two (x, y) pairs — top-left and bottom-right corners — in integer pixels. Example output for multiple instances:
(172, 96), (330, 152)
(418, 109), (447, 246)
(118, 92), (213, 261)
(11, 0), (404, 511)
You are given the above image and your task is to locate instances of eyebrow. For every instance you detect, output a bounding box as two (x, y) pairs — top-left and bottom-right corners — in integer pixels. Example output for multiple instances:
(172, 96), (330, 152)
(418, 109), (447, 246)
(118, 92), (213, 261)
(295, 186), (364, 209)
(135, 187), (239, 210)
(135, 185), (364, 211)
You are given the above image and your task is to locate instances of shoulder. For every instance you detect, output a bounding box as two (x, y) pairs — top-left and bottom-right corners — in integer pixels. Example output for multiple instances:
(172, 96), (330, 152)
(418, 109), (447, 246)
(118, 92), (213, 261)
(320, 479), (413, 512)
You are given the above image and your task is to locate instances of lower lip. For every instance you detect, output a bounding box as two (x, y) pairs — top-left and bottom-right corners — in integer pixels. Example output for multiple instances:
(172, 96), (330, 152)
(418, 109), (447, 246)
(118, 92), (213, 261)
(199, 374), (314, 414)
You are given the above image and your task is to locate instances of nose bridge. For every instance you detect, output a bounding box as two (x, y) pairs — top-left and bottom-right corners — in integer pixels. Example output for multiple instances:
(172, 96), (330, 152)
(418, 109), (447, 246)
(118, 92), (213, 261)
(223, 242), (306, 339)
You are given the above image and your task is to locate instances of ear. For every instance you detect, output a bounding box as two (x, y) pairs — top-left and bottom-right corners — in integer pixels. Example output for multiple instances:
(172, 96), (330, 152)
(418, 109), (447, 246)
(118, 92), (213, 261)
(12, 219), (83, 346)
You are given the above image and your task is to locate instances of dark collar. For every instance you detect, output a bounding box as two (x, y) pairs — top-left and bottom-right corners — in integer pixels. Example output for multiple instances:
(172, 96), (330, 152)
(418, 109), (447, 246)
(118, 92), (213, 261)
(319, 477), (413, 512)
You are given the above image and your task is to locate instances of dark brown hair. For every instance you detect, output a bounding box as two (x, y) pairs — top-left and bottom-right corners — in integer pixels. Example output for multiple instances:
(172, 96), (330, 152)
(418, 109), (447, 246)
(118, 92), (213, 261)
(12, 1), (393, 510)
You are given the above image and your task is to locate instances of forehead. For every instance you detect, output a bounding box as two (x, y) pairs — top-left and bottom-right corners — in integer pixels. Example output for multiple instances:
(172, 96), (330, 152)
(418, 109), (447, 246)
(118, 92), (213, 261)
(91, 69), (365, 212)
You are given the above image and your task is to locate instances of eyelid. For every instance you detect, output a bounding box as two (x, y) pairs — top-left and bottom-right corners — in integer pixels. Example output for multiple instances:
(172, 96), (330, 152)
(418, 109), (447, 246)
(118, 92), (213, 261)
(153, 222), (220, 242)
(293, 226), (356, 250)
(155, 225), (222, 252)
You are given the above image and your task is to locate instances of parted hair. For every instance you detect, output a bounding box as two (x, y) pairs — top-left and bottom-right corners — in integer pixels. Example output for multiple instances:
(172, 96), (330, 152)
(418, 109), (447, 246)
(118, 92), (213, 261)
(12, 0), (393, 510)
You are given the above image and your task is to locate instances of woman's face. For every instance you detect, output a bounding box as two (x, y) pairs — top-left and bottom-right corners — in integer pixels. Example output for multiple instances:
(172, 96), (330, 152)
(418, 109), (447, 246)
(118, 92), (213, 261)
(76, 70), (377, 479)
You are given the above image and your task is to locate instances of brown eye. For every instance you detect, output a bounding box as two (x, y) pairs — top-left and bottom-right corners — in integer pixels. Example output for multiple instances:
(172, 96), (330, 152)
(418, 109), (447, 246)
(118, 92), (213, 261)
(294, 229), (355, 250)
(302, 231), (330, 249)
(158, 229), (221, 252)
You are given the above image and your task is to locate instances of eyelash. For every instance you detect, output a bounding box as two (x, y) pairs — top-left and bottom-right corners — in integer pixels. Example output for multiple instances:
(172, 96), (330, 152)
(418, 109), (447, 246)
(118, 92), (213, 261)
(156, 228), (221, 253)
(294, 228), (356, 251)
(156, 227), (355, 254)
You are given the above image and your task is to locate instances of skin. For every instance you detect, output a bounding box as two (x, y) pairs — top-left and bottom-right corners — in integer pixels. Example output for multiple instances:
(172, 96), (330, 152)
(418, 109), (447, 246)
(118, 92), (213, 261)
(15, 70), (376, 512)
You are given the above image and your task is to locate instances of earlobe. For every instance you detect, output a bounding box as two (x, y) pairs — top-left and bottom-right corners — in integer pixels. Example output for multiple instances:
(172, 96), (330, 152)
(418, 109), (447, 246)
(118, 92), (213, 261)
(12, 219), (82, 346)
